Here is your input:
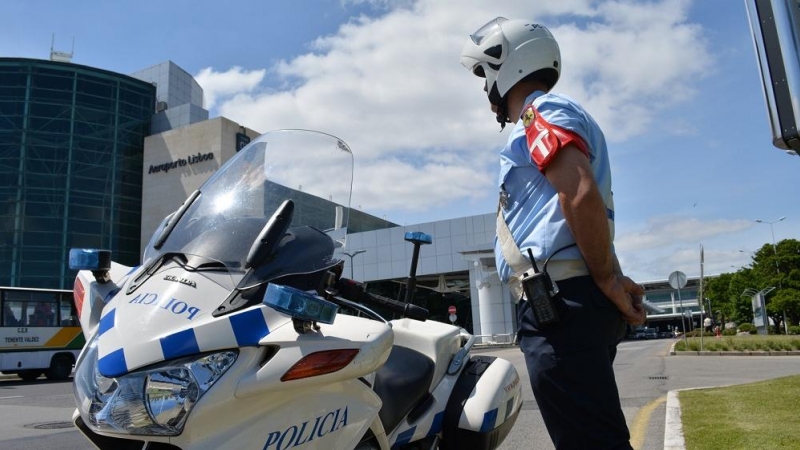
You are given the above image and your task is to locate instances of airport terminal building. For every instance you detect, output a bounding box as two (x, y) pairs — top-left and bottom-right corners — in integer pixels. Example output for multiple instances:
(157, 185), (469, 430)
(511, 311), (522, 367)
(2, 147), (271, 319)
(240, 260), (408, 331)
(0, 57), (155, 288)
(1, 57), (708, 340)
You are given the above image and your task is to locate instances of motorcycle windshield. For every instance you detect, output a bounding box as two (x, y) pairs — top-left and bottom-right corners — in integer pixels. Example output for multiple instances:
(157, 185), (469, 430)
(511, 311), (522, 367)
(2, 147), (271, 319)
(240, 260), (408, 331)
(145, 130), (354, 282)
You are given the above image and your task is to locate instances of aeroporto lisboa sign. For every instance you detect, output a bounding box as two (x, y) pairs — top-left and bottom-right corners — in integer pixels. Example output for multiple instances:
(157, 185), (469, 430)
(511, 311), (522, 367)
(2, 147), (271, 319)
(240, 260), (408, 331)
(148, 152), (215, 175)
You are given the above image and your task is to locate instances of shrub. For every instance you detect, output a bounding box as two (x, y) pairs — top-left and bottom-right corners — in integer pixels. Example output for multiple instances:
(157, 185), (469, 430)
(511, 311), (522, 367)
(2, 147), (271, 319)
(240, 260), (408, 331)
(675, 335), (800, 352)
(683, 330), (715, 338)
(738, 323), (756, 333)
(788, 326), (800, 336)
(721, 328), (737, 336)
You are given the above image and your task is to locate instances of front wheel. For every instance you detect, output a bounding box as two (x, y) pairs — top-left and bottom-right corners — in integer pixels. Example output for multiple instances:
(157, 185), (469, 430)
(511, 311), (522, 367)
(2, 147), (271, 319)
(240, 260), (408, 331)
(46, 354), (74, 380)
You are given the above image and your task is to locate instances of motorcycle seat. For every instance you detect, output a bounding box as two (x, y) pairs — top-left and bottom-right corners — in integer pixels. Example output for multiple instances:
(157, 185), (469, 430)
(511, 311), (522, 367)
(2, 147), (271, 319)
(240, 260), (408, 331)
(373, 345), (435, 434)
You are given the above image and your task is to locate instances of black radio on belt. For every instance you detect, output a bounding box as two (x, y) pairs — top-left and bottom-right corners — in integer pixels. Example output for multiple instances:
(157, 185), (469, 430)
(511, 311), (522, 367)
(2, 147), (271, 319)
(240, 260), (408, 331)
(521, 248), (562, 328)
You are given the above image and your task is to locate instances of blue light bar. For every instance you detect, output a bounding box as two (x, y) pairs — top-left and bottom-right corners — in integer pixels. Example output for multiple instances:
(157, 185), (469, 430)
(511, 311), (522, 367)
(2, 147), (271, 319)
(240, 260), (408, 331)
(263, 284), (338, 324)
(69, 248), (112, 271)
(404, 231), (432, 245)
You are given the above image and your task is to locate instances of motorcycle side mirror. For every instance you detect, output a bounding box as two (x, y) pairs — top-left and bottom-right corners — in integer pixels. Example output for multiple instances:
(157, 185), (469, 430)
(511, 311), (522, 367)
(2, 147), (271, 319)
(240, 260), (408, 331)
(246, 200), (295, 269)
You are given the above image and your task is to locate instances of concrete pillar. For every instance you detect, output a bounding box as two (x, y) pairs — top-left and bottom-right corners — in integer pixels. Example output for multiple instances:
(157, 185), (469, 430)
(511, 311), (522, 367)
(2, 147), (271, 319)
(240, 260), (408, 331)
(476, 272), (506, 343)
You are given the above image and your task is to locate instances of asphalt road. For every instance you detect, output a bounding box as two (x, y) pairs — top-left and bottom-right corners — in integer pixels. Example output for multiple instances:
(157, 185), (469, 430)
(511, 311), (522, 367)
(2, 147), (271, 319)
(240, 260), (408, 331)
(487, 338), (800, 450)
(0, 338), (797, 450)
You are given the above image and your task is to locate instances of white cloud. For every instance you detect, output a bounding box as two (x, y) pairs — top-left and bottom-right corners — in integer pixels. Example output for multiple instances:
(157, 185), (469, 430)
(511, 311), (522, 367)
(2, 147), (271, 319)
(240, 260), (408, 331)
(614, 216), (755, 281)
(618, 245), (756, 283)
(195, 66), (266, 110)
(200, 0), (714, 219)
(616, 216), (753, 252)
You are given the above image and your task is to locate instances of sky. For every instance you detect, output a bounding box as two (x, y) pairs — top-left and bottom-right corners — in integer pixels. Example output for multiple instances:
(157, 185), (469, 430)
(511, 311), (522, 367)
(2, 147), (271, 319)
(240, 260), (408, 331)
(2, 0), (799, 283)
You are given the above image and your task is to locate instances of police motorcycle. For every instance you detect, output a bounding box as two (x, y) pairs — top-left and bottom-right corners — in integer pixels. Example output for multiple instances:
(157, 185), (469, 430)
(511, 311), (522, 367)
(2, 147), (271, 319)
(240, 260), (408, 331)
(68, 129), (522, 450)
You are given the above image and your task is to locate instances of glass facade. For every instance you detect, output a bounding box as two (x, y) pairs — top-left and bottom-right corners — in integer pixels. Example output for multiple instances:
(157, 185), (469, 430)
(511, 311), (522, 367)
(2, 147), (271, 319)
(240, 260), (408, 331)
(0, 58), (155, 289)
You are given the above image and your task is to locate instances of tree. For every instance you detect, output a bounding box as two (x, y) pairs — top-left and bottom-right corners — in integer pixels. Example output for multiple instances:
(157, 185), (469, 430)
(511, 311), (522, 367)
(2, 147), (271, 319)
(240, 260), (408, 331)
(690, 239), (800, 333)
(743, 239), (800, 333)
(705, 270), (757, 326)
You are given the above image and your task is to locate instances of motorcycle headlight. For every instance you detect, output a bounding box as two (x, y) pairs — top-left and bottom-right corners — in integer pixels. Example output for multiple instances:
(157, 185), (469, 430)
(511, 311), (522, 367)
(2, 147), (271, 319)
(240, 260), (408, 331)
(74, 336), (237, 436)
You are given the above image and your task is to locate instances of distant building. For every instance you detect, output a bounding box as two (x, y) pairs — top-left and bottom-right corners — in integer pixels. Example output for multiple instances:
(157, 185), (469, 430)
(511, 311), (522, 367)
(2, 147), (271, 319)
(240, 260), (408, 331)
(639, 276), (712, 332)
(0, 58), (155, 288)
(130, 61), (208, 134)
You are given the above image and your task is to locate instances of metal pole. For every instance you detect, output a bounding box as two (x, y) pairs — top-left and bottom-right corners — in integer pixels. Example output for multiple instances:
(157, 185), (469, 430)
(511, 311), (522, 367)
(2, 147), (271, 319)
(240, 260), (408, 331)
(756, 217), (785, 333)
(406, 243), (421, 303)
(784, 310), (790, 335)
(677, 287), (688, 350)
(700, 246), (704, 351)
(342, 250), (365, 280)
(769, 222), (790, 334)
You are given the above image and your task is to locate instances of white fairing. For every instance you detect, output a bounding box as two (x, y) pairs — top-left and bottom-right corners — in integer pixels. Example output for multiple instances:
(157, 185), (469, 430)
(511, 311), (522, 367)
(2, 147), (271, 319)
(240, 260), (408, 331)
(171, 349), (385, 450)
(390, 318), (461, 387)
(459, 358), (522, 432)
(238, 314), (393, 397)
(83, 264), (286, 377)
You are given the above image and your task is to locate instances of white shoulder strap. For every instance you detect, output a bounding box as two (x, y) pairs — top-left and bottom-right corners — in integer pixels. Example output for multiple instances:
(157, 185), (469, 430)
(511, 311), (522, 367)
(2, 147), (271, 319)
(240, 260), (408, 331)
(496, 203), (532, 301)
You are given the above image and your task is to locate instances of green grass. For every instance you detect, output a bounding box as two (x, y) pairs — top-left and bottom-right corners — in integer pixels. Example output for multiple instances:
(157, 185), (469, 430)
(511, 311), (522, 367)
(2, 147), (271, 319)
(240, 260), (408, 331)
(680, 375), (800, 450)
(673, 335), (800, 352)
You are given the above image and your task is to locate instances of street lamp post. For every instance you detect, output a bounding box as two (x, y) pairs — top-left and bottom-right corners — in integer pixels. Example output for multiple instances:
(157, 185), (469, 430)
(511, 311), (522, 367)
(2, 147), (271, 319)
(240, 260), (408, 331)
(342, 250), (366, 280)
(755, 216), (787, 334)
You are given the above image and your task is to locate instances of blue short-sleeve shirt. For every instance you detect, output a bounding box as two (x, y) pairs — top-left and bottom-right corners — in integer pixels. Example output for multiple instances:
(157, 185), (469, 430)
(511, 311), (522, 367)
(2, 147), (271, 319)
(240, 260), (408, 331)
(495, 90), (614, 283)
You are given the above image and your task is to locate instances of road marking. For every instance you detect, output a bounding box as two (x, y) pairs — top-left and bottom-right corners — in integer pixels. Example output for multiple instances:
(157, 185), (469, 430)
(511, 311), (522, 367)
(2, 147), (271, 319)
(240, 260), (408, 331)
(0, 395), (23, 400)
(630, 395), (666, 450)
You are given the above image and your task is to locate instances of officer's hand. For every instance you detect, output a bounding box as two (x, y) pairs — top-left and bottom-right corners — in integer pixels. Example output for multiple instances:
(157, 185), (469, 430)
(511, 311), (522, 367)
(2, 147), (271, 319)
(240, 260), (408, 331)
(622, 293), (646, 326)
(598, 275), (646, 326)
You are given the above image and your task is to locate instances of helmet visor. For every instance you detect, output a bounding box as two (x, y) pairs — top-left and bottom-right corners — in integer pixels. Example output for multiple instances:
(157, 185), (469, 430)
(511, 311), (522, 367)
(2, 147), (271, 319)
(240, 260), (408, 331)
(469, 17), (508, 45)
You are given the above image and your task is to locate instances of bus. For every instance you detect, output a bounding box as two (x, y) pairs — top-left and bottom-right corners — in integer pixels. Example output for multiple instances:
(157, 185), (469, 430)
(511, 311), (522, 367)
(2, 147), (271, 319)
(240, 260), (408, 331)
(0, 286), (84, 381)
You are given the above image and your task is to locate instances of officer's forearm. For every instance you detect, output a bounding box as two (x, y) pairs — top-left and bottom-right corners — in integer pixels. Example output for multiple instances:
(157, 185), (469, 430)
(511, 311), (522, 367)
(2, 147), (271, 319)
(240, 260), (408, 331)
(557, 178), (615, 284)
(544, 146), (615, 284)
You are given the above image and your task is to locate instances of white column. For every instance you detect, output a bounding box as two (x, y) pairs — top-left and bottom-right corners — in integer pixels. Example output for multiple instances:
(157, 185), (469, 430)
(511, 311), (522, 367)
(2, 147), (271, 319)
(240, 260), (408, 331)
(476, 272), (507, 343)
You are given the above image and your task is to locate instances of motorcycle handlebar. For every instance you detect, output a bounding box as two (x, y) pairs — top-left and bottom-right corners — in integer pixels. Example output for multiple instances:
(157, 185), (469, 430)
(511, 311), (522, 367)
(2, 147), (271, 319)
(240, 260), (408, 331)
(335, 278), (428, 322)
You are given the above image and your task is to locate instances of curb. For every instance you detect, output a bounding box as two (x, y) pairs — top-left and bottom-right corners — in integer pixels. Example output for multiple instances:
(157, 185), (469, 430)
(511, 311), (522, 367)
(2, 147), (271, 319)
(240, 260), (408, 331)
(664, 390), (685, 450)
(668, 341), (800, 356)
(669, 350), (800, 356)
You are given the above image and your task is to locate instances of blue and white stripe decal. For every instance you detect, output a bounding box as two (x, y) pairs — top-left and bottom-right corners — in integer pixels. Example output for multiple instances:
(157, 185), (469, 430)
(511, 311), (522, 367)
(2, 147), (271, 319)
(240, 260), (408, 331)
(480, 408), (499, 433)
(230, 307), (270, 346)
(505, 397), (515, 420)
(102, 288), (120, 304)
(160, 328), (200, 360)
(425, 411), (445, 437)
(97, 309), (115, 336)
(98, 348), (127, 377)
(392, 427), (416, 449)
(97, 305), (273, 378)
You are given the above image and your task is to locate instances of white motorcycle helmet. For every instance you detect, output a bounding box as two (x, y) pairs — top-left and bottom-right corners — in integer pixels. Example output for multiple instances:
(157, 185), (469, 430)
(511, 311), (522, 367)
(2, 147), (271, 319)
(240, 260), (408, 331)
(460, 17), (560, 122)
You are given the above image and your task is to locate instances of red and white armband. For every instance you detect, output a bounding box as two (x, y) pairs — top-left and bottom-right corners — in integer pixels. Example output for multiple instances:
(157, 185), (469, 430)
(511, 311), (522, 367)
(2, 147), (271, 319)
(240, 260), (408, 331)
(522, 104), (589, 171)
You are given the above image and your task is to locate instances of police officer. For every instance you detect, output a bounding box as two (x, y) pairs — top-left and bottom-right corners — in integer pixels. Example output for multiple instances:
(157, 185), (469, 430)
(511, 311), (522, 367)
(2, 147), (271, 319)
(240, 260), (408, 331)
(461, 18), (646, 449)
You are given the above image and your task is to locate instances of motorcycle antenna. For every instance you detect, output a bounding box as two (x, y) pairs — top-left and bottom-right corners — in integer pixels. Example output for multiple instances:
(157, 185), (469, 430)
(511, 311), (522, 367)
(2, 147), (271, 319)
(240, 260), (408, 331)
(403, 232), (432, 303)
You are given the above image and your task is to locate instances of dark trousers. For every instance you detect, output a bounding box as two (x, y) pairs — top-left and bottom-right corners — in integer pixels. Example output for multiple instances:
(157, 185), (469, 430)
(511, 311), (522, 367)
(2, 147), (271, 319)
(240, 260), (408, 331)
(517, 276), (632, 450)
